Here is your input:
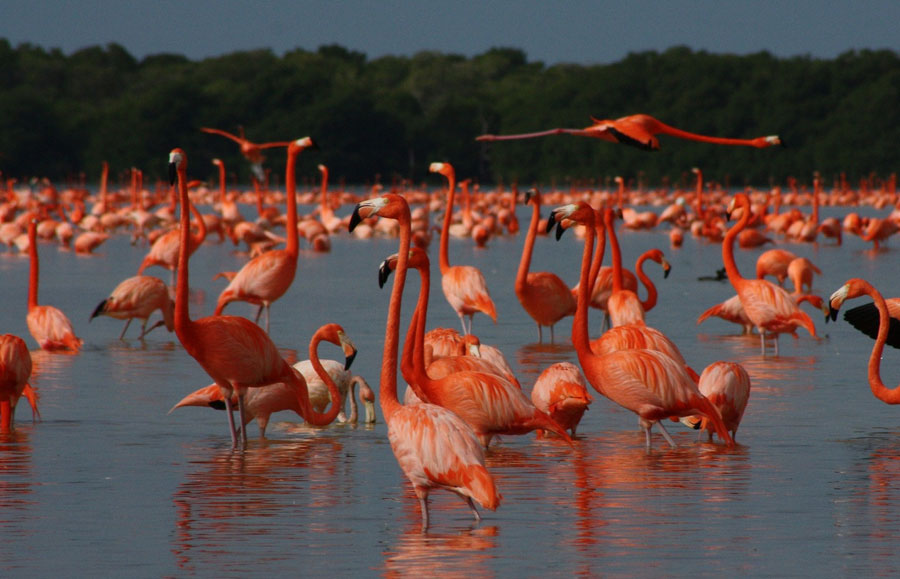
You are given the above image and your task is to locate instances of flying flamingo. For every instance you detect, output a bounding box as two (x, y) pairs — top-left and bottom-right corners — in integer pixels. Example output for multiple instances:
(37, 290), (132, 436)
(829, 279), (900, 404)
(515, 188), (576, 342)
(200, 126), (292, 181)
(477, 113), (783, 151)
(430, 162), (497, 335)
(722, 193), (816, 355)
(0, 334), (33, 432)
(25, 219), (82, 351)
(530, 362), (593, 438)
(548, 201), (733, 449)
(348, 193), (500, 530)
(90, 275), (174, 339)
(170, 323), (365, 436)
(168, 148), (342, 448)
(680, 361), (751, 442)
(213, 137), (317, 332)
(382, 245), (572, 447)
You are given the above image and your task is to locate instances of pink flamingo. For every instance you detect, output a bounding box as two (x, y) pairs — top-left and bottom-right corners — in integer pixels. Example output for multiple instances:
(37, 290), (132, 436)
(0, 334), (33, 432)
(90, 275), (174, 339)
(681, 361), (751, 441)
(349, 193), (500, 530)
(530, 362), (593, 438)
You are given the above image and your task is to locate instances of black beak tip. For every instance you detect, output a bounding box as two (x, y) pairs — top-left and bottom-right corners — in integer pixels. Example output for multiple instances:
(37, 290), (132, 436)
(828, 307), (839, 322)
(664, 268), (671, 279)
(168, 163), (177, 186)
(349, 207), (362, 233)
(344, 350), (357, 371)
(554, 223), (566, 241)
(378, 261), (392, 289)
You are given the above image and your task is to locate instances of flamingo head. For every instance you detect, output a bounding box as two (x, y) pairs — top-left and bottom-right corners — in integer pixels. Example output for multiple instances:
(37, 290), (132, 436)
(524, 187), (540, 206)
(350, 194), (409, 232)
(168, 148), (186, 185)
(547, 202), (593, 240)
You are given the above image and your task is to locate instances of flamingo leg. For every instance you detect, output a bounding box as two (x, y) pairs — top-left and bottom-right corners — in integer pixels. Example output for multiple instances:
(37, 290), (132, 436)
(537, 324), (543, 343)
(254, 304), (264, 325)
(139, 319), (165, 339)
(656, 421), (677, 448)
(465, 497), (482, 522)
(418, 492), (430, 532)
(223, 392), (239, 449)
(119, 319), (132, 340)
(550, 324), (555, 343)
(236, 390), (248, 448)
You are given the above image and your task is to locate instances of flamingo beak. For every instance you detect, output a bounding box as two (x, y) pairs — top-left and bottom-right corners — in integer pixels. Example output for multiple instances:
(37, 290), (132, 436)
(168, 162), (177, 186)
(662, 260), (671, 279)
(378, 258), (393, 289)
(349, 205), (365, 232)
(340, 332), (358, 370)
(546, 211), (558, 235)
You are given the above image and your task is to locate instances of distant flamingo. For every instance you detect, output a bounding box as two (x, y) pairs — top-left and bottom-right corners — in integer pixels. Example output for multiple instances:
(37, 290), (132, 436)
(723, 194), (815, 355)
(168, 148), (341, 448)
(681, 361), (751, 441)
(697, 294), (754, 335)
(430, 162), (497, 334)
(755, 248), (797, 286)
(170, 323), (363, 436)
(137, 188), (207, 285)
(530, 362), (593, 438)
(348, 193), (500, 530)
(90, 275), (174, 339)
(477, 113), (783, 151)
(0, 334), (33, 432)
(515, 188), (576, 342)
(317, 164), (344, 233)
(548, 201), (733, 449)
(829, 279), (900, 404)
(213, 137), (317, 331)
(25, 220), (82, 351)
(200, 126), (292, 180)
(787, 257), (821, 294)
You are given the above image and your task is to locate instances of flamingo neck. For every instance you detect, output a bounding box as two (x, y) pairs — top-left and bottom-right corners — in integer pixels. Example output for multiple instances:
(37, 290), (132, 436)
(865, 282), (900, 403)
(100, 161), (108, 207)
(653, 118), (765, 147)
(606, 210), (624, 292)
(285, 148), (300, 258)
(586, 215), (606, 296)
(380, 209), (412, 418)
(174, 169), (194, 343)
(812, 181), (820, 224)
(438, 173), (456, 274)
(319, 168), (331, 218)
(572, 212), (595, 358)
(636, 253), (658, 311)
(27, 222), (38, 311)
(516, 197), (540, 292)
(695, 172), (703, 216)
(304, 330), (343, 426)
(217, 164), (226, 206)
(722, 196), (751, 286)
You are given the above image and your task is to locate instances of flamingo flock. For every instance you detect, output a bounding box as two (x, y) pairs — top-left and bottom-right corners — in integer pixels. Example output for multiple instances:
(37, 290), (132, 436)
(2, 114), (899, 532)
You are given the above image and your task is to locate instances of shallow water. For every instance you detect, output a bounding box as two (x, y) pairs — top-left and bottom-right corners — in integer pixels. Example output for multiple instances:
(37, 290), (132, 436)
(1, 201), (899, 577)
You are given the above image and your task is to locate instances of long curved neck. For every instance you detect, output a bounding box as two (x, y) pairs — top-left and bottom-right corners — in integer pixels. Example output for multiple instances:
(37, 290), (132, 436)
(586, 212), (606, 295)
(636, 253), (658, 311)
(606, 210), (624, 292)
(722, 196), (751, 286)
(188, 195), (207, 247)
(438, 173), (456, 274)
(572, 212), (596, 360)
(285, 147), (300, 258)
(381, 209), (412, 418)
(174, 169), (194, 343)
(654, 118), (766, 147)
(27, 222), (38, 311)
(865, 282), (900, 403)
(516, 197), (540, 292)
(304, 330), (344, 425)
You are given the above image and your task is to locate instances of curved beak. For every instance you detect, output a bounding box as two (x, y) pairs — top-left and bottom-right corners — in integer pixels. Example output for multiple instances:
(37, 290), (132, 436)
(378, 258), (393, 289)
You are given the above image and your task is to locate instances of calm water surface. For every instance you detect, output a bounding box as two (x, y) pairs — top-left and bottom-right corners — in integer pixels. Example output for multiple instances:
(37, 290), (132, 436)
(1, 200), (899, 577)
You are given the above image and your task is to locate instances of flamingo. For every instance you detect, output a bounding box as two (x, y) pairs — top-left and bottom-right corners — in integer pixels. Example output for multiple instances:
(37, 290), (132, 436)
(430, 162), (497, 335)
(90, 275), (174, 339)
(477, 113), (783, 151)
(548, 201), (733, 449)
(787, 257), (821, 294)
(213, 137), (317, 332)
(170, 323), (365, 436)
(829, 279), (900, 404)
(723, 194), (816, 355)
(590, 323), (700, 382)
(25, 219), (82, 351)
(0, 334), (33, 432)
(515, 188), (576, 342)
(348, 193), (500, 530)
(755, 248), (797, 286)
(697, 294), (754, 335)
(200, 126), (292, 181)
(680, 361), (751, 442)
(167, 148), (342, 448)
(136, 189), (207, 285)
(530, 362), (593, 438)
(382, 245), (571, 447)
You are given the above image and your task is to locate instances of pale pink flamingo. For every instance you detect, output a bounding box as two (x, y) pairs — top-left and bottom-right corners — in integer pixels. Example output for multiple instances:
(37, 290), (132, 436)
(681, 361), (751, 441)
(755, 248), (797, 286)
(430, 162), (497, 335)
(348, 193), (500, 530)
(548, 201), (733, 449)
(787, 257), (821, 294)
(90, 275), (174, 339)
(723, 193), (816, 355)
(213, 137), (317, 331)
(168, 148), (341, 448)
(25, 219), (82, 351)
(515, 188), (576, 342)
(477, 113), (782, 151)
(530, 362), (593, 438)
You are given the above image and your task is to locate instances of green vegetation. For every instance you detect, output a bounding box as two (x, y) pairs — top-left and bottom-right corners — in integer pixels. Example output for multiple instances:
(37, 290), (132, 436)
(1, 40), (897, 188)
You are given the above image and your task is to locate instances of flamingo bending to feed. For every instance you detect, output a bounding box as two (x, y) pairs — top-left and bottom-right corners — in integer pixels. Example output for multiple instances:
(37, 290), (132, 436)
(349, 193), (500, 531)
(91, 275), (174, 339)
(681, 361), (751, 442)
(829, 279), (900, 404)
(25, 220), (82, 351)
(477, 113), (783, 151)
(548, 201), (733, 449)
(430, 162), (497, 335)
(213, 137), (317, 332)
(168, 148), (342, 448)
(515, 188), (576, 342)
(722, 194), (816, 356)
(530, 362), (593, 438)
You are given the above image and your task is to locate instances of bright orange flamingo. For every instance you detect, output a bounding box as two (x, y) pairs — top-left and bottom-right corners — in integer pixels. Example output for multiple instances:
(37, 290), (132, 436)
(90, 275), (174, 339)
(681, 361), (751, 442)
(723, 193), (815, 355)
(168, 148), (341, 448)
(548, 201), (733, 449)
(530, 362), (593, 438)
(755, 248), (797, 286)
(477, 113), (783, 151)
(430, 162), (497, 335)
(0, 334), (33, 432)
(515, 188), (576, 342)
(137, 187), (207, 285)
(317, 164), (344, 233)
(200, 126), (292, 181)
(348, 193), (500, 530)
(589, 323), (700, 382)
(170, 323), (362, 436)
(213, 137), (317, 332)
(829, 279), (900, 404)
(25, 219), (82, 351)
(383, 245), (572, 447)
(697, 294), (754, 335)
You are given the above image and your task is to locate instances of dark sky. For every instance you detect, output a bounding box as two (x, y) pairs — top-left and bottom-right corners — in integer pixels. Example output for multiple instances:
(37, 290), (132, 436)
(5, 0), (899, 64)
